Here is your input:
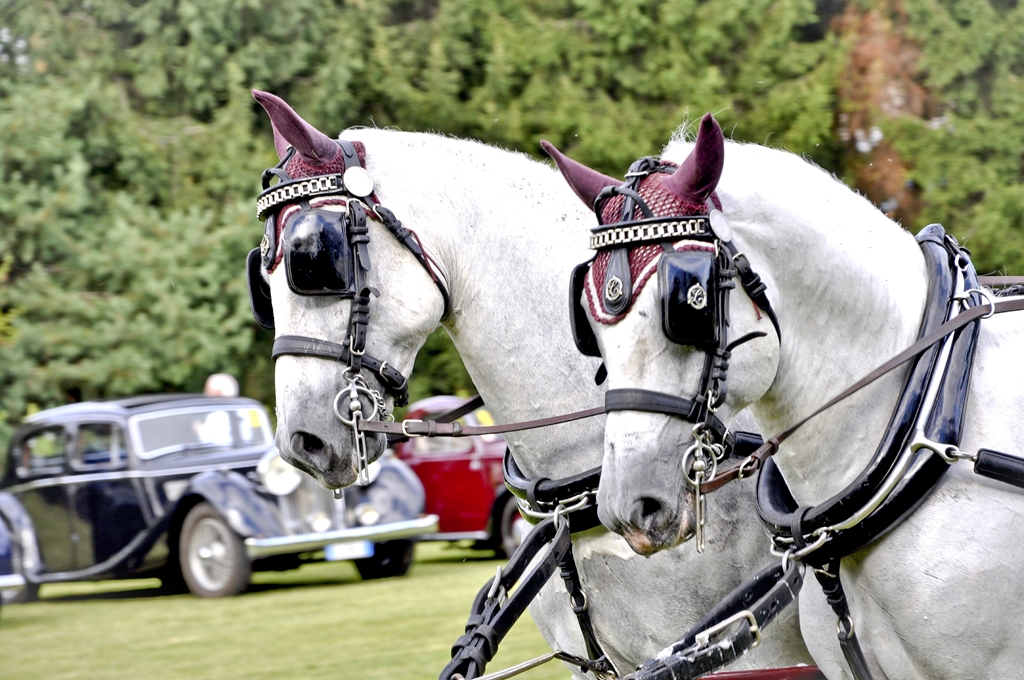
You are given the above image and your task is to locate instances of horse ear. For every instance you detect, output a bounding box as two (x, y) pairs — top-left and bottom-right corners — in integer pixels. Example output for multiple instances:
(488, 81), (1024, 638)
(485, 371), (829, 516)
(252, 89), (338, 166)
(541, 140), (620, 210)
(662, 113), (725, 204)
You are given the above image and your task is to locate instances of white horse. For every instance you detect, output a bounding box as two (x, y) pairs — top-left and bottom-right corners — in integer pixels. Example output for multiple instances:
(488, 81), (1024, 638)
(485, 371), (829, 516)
(252, 91), (813, 677)
(555, 113), (1024, 678)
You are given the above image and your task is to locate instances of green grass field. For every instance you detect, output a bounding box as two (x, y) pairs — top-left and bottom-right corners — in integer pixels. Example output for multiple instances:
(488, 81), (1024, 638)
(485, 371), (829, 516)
(0, 544), (568, 680)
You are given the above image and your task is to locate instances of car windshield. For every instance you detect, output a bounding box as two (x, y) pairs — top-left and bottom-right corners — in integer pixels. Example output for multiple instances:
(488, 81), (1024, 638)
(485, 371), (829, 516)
(132, 406), (272, 458)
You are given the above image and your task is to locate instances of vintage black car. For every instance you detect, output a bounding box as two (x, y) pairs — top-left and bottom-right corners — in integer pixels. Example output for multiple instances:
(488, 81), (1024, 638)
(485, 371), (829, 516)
(0, 394), (437, 599)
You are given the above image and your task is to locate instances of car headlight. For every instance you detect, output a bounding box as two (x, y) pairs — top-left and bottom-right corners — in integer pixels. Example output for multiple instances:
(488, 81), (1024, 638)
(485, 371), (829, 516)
(354, 503), (380, 526)
(257, 450), (303, 496)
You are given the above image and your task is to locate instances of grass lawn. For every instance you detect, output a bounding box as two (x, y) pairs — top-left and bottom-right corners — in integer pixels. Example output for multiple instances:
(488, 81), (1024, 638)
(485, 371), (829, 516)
(0, 543), (568, 680)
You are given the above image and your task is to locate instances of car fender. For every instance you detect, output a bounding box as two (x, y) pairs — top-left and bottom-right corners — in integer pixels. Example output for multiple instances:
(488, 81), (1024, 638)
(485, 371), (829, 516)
(182, 471), (285, 539)
(0, 492), (41, 580)
(0, 510), (15, 576)
(348, 457), (425, 524)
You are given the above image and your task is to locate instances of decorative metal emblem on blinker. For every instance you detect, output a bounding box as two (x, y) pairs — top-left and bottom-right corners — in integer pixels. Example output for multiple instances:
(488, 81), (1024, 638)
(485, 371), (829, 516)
(343, 166), (375, 198)
(260, 234), (270, 258)
(687, 283), (707, 310)
(605, 276), (624, 302)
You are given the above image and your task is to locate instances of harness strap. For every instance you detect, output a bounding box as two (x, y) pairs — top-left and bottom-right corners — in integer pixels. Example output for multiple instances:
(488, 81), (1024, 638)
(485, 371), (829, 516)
(811, 562), (874, 680)
(371, 204), (451, 318)
(271, 335), (409, 406)
(703, 295), (1024, 494)
(358, 405), (605, 437)
(438, 517), (616, 680)
(604, 388), (733, 448)
(628, 558), (805, 680)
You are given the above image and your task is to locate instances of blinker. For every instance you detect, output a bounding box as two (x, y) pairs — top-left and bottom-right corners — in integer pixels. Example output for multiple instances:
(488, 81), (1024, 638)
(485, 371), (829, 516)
(569, 258), (601, 357)
(282, 209), (357, 297)
(659, 250), (718, 347)
(247, 248), (275, 330)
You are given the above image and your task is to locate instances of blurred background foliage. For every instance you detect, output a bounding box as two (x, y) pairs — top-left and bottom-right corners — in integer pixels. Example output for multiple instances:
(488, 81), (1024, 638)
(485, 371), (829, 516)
(2, 0), (1023, 449)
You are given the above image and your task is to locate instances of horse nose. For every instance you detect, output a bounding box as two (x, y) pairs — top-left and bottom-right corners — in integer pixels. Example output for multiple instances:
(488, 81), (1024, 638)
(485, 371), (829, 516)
(292, 430), (328, 456)
(630, 495), (673, 532)
(288, 430), (336, 474)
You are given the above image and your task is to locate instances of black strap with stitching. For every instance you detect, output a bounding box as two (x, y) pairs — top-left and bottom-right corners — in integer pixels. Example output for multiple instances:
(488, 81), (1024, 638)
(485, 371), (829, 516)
(271, 335), (409, 405)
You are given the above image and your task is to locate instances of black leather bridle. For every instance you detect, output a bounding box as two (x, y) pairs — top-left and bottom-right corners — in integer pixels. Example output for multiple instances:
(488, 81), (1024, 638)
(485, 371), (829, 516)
(569, 155), (779, 551)
(246, 139), (450, 483)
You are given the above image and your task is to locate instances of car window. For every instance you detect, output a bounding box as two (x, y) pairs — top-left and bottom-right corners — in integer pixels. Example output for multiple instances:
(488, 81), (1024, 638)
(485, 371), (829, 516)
(131, 406), (272, 458)
(75, 423), (125, 468)
(19, 427), (67, 474)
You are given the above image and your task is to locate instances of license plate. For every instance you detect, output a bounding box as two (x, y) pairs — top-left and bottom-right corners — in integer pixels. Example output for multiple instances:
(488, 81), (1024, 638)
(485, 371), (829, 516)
(325, 540), (374, 561)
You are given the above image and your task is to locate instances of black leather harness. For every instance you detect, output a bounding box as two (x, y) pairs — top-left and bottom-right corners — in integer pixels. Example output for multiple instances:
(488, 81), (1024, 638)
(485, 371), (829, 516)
(248, 140), (451, 409)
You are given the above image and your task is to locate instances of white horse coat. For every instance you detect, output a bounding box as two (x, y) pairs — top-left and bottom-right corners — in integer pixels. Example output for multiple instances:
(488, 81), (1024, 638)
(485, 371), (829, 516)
(578, 123), (1024, 679)
(254, 92), (812, 677)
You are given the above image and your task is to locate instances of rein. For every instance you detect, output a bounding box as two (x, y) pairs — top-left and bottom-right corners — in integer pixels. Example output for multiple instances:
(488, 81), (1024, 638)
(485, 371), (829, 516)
(706, 272), (1024, 496)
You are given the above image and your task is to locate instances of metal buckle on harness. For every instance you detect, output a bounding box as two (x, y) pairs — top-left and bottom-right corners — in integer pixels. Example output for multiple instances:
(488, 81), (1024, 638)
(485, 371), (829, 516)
(694, 609), (762, 650)
(401, 419), (425, 438)
(515, 490), (595, 522)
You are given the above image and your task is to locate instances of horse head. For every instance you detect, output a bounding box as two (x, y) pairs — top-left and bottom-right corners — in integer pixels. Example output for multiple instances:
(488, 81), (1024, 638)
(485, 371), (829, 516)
(250, 91), (446, 488)
(547, 114), (781, 554)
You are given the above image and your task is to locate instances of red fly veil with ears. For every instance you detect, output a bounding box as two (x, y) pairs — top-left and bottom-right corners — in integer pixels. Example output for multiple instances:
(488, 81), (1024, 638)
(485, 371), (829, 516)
(252, 89), (368, 271)
(543, 113), (725, 323)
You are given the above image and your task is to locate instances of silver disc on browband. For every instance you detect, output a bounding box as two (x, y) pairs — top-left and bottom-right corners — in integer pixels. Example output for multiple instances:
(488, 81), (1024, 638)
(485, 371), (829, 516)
(343, 167), (375, 198)
(709, 210), (732, 242)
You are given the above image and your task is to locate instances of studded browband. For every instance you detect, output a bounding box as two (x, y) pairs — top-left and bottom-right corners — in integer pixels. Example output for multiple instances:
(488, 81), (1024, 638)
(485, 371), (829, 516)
(588, 215), (711, 249)
(256, 165), (376, 221)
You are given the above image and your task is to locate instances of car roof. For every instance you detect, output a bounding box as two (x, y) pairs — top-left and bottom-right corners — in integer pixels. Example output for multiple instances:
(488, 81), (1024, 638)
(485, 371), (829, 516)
(22, 394), (266, 426)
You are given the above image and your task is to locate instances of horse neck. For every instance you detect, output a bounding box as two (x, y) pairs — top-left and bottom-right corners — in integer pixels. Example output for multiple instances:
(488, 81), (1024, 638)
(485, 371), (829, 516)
(349, 129), (607, 479)
(719, 146), (930, 504)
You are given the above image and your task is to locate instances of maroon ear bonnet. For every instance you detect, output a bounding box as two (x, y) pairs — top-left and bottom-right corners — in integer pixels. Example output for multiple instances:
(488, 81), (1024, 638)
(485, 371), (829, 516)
(540, 140), (620, 208)
(252, 91), (368, 272)
(556, 113), (726, 323)
(661, 113), (725, 205)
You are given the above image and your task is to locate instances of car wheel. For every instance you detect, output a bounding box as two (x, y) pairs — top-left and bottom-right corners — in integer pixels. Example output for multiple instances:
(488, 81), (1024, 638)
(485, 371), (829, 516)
(159, 562), (189, 594)
(178, 502), (251, 598)
(354, 540), (415, 580)
(1, 580), (38, 605)
(496, 494), (528, 559)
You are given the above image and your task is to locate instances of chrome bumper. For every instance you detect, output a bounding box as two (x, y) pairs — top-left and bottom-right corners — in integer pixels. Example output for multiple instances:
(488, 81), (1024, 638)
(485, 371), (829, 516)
(0, 573), (26, 590)
(245, 515), (439, 559)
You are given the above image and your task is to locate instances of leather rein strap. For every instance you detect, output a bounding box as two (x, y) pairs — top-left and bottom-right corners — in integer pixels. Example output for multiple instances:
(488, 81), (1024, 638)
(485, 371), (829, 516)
(438, 516), (617, 680)
(703, 290), (1024, 495)
(357, 405), (606, 437)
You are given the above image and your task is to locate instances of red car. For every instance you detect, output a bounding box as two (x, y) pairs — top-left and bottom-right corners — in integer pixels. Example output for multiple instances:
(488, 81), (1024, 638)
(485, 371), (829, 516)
(393, 396), (526, 557)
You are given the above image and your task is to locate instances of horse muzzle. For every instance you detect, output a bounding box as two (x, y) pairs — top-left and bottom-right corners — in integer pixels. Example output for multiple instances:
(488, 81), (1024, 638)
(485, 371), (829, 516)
(275, 423), (386, 490)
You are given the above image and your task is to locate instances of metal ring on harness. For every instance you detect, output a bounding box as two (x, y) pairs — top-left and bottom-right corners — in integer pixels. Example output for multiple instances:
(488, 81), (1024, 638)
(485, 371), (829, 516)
(961, 287), (995, 319)
(333, 382), (381, 425)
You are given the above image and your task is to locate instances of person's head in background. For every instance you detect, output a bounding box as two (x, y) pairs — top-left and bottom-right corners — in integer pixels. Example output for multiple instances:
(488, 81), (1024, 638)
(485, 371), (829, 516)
(204, 373), (239, 397)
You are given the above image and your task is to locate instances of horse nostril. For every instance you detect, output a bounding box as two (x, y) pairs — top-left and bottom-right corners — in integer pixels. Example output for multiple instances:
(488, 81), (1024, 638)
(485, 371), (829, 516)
(638, 497), (663, 521)
(293, 431), (326, 454)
